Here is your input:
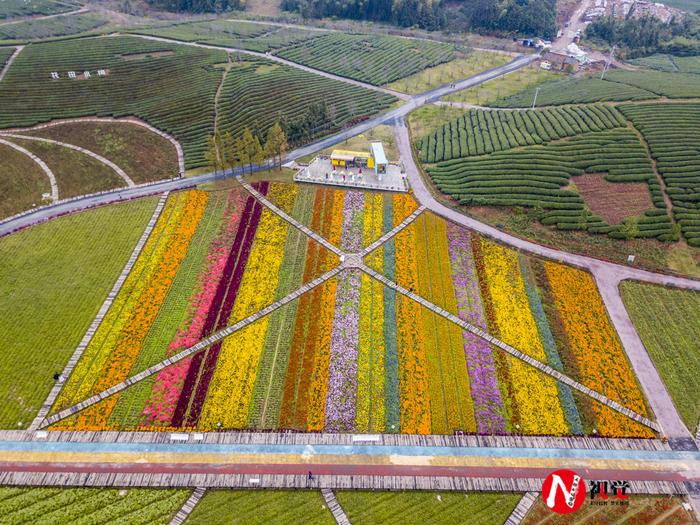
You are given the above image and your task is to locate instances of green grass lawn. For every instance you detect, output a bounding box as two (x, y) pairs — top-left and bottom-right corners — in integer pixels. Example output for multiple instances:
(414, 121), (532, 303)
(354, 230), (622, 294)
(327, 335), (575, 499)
(620, 282), (700, 433)
(0, 487), (188, 524)
(407, 104), (465, 142)
(443, 63), (561, 106)
(384, 50), (511, 95)
(185, 490), (334, 524)
(335, 491), (521, 525)
(0, 198), (157, 428)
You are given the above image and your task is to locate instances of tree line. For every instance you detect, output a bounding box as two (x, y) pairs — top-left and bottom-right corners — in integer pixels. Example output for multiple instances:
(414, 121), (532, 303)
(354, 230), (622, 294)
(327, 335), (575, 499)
(586, 14), (700, 58)
(206, 122), (289, 174)
(145, 0), (242, 13)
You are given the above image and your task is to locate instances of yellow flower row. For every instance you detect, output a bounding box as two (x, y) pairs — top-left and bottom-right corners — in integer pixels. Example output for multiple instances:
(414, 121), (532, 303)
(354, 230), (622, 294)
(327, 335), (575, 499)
(200, 184), (297, 428)
(479, 239), (569, 435)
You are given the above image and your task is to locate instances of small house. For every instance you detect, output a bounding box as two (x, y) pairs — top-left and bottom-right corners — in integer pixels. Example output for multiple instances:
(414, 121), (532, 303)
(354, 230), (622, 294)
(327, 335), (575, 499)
(330, 150), (368, 169)
(370, 142), (388, 175)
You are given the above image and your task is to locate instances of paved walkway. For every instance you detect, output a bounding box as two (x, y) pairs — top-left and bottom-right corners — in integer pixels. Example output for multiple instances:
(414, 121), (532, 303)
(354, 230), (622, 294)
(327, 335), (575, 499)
(0, 45), (23, 82)
(321, 489), (351, 525)
(505, 492), (539, 525)
(0, 137), (58, 200)
(1, 133), (135, 187)
(170, 487), (205, 525)
(30, 192), (170, 431)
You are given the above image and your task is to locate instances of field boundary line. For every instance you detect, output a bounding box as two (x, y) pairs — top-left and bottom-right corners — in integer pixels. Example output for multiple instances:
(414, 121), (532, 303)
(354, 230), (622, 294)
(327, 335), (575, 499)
(0, 45), (23, 82)
(504, 491), (538, 525)
(361, 205), (425, 256)
(0, 137), (58, 200)
(40, 266), (342, 428)
(170, 487), (206, 525)
(29, 192), (170, 430)
(321, 488), (351, 525)
(2, 133), (136, 187)
(0, 7), (88, 27)
(361, 264), (661, 432)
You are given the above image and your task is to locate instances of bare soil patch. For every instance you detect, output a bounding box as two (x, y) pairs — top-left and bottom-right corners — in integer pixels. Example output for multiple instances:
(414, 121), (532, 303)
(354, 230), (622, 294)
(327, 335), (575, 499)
(120, 50), (174, 61)
(574, 172), (653, 224)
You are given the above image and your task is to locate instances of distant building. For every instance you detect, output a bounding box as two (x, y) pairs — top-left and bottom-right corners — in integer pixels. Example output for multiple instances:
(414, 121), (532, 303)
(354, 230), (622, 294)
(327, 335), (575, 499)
(370, 142), (388, 175)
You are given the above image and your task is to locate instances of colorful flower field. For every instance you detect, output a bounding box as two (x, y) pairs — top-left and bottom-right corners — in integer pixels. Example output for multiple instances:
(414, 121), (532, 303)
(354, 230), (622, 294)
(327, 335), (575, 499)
(50, 183), (654, 438)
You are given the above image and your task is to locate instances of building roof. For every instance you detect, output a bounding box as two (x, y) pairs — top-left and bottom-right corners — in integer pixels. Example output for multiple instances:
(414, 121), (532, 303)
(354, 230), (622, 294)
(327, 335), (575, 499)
(370, 142), (388, 165)
(331, 149), (367, 162)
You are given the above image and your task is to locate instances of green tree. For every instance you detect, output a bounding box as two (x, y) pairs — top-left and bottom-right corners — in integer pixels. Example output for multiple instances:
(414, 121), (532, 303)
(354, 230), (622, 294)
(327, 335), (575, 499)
(621, 216), (640, 240)
(221, 131), (237, 173)
(242, 128), (258, 174)
(205, 132), (223, 174)
(265, 122), (289, 169)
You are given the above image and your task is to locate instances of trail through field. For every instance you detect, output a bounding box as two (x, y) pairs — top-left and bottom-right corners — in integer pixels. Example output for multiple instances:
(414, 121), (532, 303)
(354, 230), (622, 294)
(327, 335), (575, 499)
(0, 45), (23, 82)
(0, 7), (88, 26)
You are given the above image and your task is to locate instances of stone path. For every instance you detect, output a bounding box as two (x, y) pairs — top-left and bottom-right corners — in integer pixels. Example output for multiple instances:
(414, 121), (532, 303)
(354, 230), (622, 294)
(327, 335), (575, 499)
(0, 137), (58, 201)
(41, 266), (342, 428)
(360, 264), (660, 432)
(504, 492), (539, 525)
(170, 487), (206, 525)
(0, 117), (186, 177)
(361, 205), (425, 256)
(238, 176), (344, 256)
(30, 192), (170, 431)
(1, 133), (135, 187)
(0, 45), (23, 82)
(321, 488), (351, 525)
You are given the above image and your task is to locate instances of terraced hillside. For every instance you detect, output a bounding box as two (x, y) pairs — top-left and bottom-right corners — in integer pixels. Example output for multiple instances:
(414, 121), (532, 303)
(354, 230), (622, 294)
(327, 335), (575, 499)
(418, 105), (626, 163)
(0, 12), (107, 41)
(620, 103), (700, 246)
(0, 0), (79, 19)
(136, 20), (323, 53)
(0, 37), (395, 168)
(276, 33), (455, 85)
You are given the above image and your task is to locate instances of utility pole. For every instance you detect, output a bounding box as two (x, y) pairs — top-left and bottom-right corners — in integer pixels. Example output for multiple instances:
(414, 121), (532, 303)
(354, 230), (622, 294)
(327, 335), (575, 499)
(531, 86), (540, 109)
(601, 45), (616, 80)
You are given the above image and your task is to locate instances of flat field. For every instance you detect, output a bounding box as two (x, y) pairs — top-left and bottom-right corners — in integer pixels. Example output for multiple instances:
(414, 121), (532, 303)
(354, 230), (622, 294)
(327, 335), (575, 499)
(39, 184), (654, 438)
(336, 491), (521, 525)
(275, 33), (455, 85)
(621, 282), (700, 432)
(0, 198), (157, 428)
(0, 487), (188, 524)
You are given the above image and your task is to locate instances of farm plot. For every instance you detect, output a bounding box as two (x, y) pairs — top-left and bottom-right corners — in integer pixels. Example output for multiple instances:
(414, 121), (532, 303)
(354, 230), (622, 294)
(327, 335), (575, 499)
(0, 46), (14, 67)
(605, 69), (700, 98)
(384, 50), (511, 95)
(621, 282), (700, 432)
(620, 103), (700, 246)
(0, 487), (188, 524)
(216, 58), (395, 148)
(136, 20), (323, 53)
(0, 12), (107, 41)
(0, 197), (157, 429)
(522, 495), (695, 524)
(0, 0), (78, 19)
(336, 491), (521, 525)
(43, 185), (654, 437)
(418, 105), (627, 163)
(24, 119), (180, 183)
(370, 211), (654, 437)
(628, 53), (680, 72)
(275, 33), (455, 85)
(0, 36), (224, 169)
(0, 141), (49, 218)
(425, 129), (674, 241)
(186, 490), (334, 525)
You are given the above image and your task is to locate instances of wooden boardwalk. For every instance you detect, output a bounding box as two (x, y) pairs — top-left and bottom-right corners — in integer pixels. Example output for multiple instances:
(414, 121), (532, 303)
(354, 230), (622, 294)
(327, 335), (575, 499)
(321, 489), (351, 525)
(361, 265), (661, 433)
(170, 487), (205, 525)
(42, 266), (342, 427)
(504, 492), (539, 525)
(30, 192), (170, 431)
(361, 205), (425, 256)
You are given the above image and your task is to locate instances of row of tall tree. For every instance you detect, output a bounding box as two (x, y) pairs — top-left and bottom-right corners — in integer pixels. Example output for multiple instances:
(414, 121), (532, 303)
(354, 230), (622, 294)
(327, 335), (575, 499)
(206, 122), (289, 174)
(146, 0), (242, 13)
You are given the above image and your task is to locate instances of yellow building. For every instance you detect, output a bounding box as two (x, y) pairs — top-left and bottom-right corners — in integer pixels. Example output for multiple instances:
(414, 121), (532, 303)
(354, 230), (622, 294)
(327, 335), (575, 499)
(330, 142), (387, 172)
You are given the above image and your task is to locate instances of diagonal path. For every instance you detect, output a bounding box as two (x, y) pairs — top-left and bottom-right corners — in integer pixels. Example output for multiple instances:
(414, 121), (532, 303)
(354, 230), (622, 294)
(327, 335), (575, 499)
(170, 487), (206, 525)
(360, 264), (660, 432)
(504, 492), (538, 525)
(361, 205), (426, 256)
(41, 266), (342, 428)
(0, 45), (23, 82)
(2, 133), (135, 187)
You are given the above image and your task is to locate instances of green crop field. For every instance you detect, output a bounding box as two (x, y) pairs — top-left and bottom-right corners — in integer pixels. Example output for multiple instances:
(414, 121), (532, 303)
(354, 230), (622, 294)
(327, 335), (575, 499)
(630, 54), (700, 75)
(620, 103), (700, 246)
(418, 105), (627, 162)
(621, 282), (700, 432)
(605, 69), (700, 98)
(0, 37), (394, 169)
(275, 32), (454, 85)
(335, 491), (521, 525)
(426, 128), (673, 240)
(216, 58), (394, 144)
(0, 12), (107, 41)
(0, 141), (49, 218)
(0, 198), (157, 428)
(0, 487), (188, 524)
(0, 46), (15, 66)
(186, 490), (334, 524)
(660, 0), (700, 11)
(0, 0), (79, 19)
(136, 20), (323, 53)
(492, 76), (657, 107)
